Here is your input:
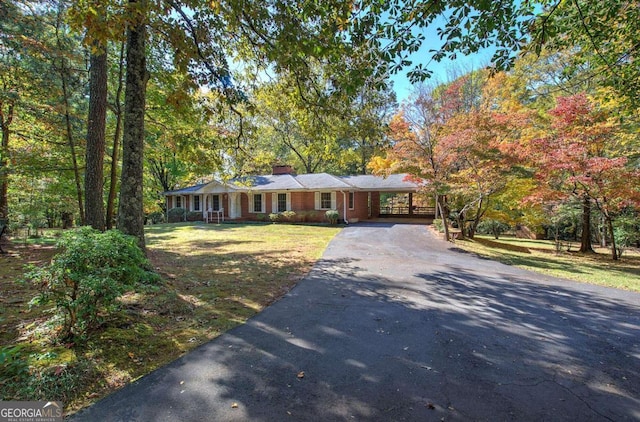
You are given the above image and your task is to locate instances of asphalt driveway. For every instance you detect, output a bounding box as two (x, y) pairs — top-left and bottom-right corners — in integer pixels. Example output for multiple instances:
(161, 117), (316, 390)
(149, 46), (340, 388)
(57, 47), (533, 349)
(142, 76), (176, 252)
(72, 223), (640, 421)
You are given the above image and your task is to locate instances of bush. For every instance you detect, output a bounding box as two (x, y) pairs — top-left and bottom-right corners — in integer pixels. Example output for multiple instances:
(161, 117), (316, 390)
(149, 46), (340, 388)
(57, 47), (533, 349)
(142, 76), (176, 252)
(147, 211), (165, 224)
(433, 219), (444, 232)
(281, 210), (297, 222)
(477, 219), (511, 239)
(297, 211), (318, 222)
(255, 213), (267, 222)
(613, 212), (640, 257)
(0, 346), (29, 385)
(167, 207), (186, 223)
(186, 211), (203, 222)
(325, 210), (339, 225)
(27, 227), (156, 342)
(269, 213), (280, 223)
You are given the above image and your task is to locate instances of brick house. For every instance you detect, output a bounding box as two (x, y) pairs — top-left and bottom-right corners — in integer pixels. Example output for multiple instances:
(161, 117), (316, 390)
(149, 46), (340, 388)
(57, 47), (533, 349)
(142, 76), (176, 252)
(163, 166), (433, 223)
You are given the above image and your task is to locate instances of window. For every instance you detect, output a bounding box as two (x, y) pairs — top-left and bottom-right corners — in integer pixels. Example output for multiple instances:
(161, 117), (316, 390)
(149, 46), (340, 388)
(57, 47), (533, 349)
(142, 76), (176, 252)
(277, 193), (287, 212)
(321, 192), (332, 209)
(193, 195), (201, 211)
(250, 193), (264, 213)
(271, 192), (290, 213)
(212, 194), (220, 211)
(315, 192), (336, 210)
(176, 196), (182, 208)
(348, 192), (354, 209)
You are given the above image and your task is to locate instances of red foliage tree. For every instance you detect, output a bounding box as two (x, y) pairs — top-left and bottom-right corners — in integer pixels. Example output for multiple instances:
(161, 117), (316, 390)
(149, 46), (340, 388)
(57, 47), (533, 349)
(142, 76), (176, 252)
(528, 94), (640, 259)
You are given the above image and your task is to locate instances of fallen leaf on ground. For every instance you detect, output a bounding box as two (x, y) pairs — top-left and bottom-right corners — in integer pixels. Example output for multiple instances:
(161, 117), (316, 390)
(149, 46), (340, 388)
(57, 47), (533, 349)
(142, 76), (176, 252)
(297, 371), (305, 379)
(231, 403), (239, 408)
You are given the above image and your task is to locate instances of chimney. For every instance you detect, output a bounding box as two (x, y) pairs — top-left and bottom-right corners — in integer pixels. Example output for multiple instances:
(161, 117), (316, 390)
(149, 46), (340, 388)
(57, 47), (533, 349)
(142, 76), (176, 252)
(272, 165), (295, 175)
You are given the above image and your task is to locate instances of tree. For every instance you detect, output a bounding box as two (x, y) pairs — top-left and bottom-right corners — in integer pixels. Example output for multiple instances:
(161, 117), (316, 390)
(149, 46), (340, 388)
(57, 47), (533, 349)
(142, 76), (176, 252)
(81, 1), (112, 231)
(117, 0), (148, 249)
(528, 93), (640, 259)
(251, 73), (344, 174)
(438, 109), (525, 239)
(84, 49), (107, 231)
(1, 1), (89, 226)
(337, 84), (396, 175)
(110, 0), (370, 248)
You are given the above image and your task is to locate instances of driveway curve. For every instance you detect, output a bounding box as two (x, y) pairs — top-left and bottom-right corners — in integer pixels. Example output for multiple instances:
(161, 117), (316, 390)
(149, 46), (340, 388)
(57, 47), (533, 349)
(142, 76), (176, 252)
(73, 223), (640, 421)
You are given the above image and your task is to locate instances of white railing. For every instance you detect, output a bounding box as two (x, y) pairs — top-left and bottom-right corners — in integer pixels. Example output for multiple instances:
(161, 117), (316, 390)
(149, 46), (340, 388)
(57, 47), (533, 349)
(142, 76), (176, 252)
(206, 208), (224, 224)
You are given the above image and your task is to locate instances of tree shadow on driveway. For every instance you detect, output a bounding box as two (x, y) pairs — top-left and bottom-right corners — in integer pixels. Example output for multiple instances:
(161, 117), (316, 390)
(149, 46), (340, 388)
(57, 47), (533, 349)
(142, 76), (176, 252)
(72, 254), (640, 421)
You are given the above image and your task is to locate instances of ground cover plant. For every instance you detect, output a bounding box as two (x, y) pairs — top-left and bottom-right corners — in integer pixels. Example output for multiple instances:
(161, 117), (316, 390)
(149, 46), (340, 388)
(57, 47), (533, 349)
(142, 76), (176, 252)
(451, 233), (640, 291)
(0, 222), (340, 414)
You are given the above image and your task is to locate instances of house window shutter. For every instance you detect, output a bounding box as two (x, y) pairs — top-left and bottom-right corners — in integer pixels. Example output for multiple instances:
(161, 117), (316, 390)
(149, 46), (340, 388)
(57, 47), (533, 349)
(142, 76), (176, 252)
(331, 192), (337, 209)
(286, 193), (291, 211)
(314, 192), (320, 210)
(271, 193), (277, 214)
(249, 194), (255, 213)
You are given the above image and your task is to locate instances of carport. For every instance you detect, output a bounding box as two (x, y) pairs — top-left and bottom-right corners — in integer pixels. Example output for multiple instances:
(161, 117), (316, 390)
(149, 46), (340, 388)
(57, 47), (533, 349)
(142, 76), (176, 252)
(377, 191), (436, 218)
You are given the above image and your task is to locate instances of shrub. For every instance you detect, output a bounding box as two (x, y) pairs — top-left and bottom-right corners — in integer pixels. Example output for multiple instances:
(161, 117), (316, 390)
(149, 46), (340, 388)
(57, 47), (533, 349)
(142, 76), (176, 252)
(269, 213), (280, 223)
(0, 346), (29, 385)
(325, 210), (339, 225)
(255, 213), (267, 222)
(147, 211), (165, 224)
(27, 227), (156, 342)
(281, 210), (296, 222)
(167, 207), (186, 223)
(477, 219), (511, 239)
(612, 212), (640, 257)
(433, 219), (444, 232)
(186, 211), (203, 222)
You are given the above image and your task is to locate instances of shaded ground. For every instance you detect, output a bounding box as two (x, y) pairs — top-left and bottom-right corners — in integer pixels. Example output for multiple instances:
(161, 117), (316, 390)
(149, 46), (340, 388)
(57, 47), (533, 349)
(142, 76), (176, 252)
(72, 223), (640, 421)
(1, 224), (339, 412)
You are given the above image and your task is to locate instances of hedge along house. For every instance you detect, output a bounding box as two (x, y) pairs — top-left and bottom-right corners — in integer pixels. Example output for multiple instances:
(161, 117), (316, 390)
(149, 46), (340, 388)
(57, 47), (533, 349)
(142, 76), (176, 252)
(162, 165), (432, 223)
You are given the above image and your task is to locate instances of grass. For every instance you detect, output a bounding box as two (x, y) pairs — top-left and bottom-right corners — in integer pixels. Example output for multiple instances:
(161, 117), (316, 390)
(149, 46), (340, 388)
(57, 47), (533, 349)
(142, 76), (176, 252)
(449, 232), (640, 292)
(0, 222), (341, 414)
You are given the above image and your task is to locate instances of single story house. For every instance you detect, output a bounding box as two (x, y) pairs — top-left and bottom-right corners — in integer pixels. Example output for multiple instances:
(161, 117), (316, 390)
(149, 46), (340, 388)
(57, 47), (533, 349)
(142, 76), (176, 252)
(162, 165), (434, 224)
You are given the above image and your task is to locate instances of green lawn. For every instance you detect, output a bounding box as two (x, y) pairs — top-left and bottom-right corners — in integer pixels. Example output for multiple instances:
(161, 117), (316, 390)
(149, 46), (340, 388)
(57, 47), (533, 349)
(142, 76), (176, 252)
(0, 222), (341, 414)
(451, 233), (640, 292)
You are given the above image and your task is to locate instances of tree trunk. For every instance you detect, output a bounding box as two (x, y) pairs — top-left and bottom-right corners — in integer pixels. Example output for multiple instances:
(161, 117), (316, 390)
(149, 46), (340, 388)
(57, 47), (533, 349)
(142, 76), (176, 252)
(0, 103), (12, 220)
(61, 73), (85, 225)
(437, 196), (450, 242)
(118, 0), (148, 249)
(85, 49), (108, 231)
(468, 198), (485, 240)
(606, 214), (618, 260)
(579, 195), (594, 253)
(106, 41), (126, 230)
(456, 211), (465, 240)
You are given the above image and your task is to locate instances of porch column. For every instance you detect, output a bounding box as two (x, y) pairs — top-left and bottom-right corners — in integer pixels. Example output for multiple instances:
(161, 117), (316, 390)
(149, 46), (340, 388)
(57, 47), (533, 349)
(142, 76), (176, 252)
(228, 192), (238, 219)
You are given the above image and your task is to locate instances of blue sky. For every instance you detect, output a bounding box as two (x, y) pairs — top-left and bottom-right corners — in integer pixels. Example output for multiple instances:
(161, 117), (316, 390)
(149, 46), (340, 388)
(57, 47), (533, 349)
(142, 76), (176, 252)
(387, 17), (496, 102)
(391, 48), (494, 102)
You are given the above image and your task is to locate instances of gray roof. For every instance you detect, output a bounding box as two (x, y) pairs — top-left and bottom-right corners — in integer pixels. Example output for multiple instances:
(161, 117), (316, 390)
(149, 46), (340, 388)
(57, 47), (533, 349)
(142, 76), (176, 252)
(164, 173), (420, 195)
(163, 182), (209, 195)
(340, 174), (421, 191)
(230, 175), (305, 191)
(295, 173), (353, 190)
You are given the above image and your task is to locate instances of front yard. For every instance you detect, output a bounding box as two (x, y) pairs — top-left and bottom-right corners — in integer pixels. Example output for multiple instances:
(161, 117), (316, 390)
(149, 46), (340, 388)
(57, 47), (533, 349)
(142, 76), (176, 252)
(0, 222), (341, 414)
(451, 233), (640, 292)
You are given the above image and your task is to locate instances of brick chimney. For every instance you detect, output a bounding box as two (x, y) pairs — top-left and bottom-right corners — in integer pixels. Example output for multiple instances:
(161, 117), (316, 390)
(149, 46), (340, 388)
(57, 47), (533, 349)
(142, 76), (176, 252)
(272, 165), (295, 175)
